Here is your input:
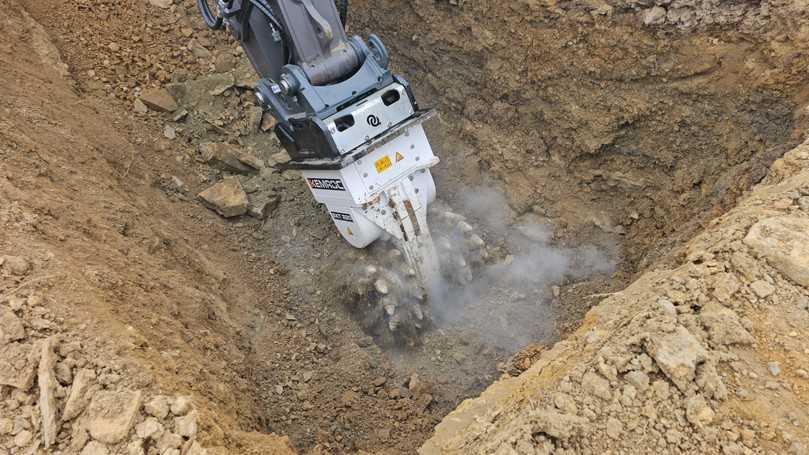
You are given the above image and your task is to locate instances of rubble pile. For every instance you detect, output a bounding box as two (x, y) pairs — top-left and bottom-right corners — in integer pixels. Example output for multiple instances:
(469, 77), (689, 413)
(0, 279), (208, 455)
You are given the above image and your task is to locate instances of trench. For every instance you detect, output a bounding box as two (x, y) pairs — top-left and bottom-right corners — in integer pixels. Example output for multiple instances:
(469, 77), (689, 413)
(19, 0), (807, 453)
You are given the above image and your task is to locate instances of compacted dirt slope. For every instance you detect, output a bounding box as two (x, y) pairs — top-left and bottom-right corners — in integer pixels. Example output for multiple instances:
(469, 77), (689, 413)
(0, 1), (295, 453)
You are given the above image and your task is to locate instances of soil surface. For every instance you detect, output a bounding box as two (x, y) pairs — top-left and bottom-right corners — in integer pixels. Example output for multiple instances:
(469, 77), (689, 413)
(2, 0), (809, 454)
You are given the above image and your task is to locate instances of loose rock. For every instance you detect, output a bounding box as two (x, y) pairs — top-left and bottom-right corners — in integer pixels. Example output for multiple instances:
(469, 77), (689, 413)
(174, 410), (198, 438)
(646, 326), (708, 391)
(581, 371), (612, 401)
(63, 369), (97, 421)
(139, 88), (178, 113)
(744, 216), (809, 287)
(198, 178), (249, 218)
(170, 396), (192, 416)
(0, 308), (25, 344)
(144, 395), (170, 419)
(685, 395), (715, 428)
(1, 256), (30, 276)
(38, 337), (59, 446)
(86, 389), (143, 444)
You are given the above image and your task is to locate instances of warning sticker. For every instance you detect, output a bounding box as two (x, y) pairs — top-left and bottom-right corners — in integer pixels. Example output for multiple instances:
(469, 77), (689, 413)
(395, 152), (405, 162)
(375, 155), (392, 173)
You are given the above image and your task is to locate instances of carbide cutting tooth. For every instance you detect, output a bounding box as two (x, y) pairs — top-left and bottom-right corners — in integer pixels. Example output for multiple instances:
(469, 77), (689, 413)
(375, 278), (390, 295)
(388, 313), (401, 331)
(382, 297), (397, 316)
(468, 234), (485, 248)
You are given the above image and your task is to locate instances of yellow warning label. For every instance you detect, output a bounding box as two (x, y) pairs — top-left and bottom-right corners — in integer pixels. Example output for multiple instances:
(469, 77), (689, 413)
(395, 152), (405, 162)
(375, 155), (392, 173)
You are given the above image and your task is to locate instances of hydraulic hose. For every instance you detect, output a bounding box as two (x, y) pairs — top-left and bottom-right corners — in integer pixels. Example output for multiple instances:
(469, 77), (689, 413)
(196, 0), (224, 29)
(336, 0), (349, 25)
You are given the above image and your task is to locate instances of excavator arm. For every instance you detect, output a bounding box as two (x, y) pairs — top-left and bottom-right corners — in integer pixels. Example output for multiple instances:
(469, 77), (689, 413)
(196, 0), (444, 304)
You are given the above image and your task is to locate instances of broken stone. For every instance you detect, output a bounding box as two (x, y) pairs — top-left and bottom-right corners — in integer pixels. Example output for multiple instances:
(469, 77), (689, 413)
(744, 216), (809, 288)
(643, 6), (667, 25)
(749, 280), (775, 299)
(711, 272), (741, 303)
(270, 151), (291, 166)
(55, 362), (73, 385)
(86, 390), (143, 444)
(170, 396), (192, 416)
(38, 337), (59, 447)
(581, 371), (612, 401)
(62, 369), (97, 421)
(190, 40), (212, 59)
(247, 193), (280, 220)
(156, 432), (183, 452)
(685, 394), (715, 428)
(135, 417), (164, 440)
(80, 441), (110, 455)
(768, 362), (781, 377)
(645, 326), (708, 392)
(144, 396), (170, 419)
(172, 109), (188, 123)
(0, 309), (25, 344)
(163, 125), (177, 140)
(624, 370), (650, 392)
(2, 256), (30, 276)
(174, 410), (198, 438)
(198, 178), (249, 218)
(199, 142), (260, 174)
(552, 392), (577, 414)
(700, 303), (754, 347)
(133, 99), (148, 114)
(14, 430), (32, 447)
(0, 342), (40, 390)
(139, 88), (178, 113)
(529, 409), (587, 440)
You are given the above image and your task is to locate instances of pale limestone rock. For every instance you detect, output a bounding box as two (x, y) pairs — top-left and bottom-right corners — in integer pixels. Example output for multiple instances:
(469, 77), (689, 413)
(86, 390), (142, 444)
(63, 369), (97, 421)
(38, 337), (59, 446)
(745, 216), (809, 288)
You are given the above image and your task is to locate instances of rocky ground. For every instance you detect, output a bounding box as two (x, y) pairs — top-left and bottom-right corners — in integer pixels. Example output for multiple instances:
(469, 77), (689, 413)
(423, 139), (809, 455)
(2, 0), (809, 454)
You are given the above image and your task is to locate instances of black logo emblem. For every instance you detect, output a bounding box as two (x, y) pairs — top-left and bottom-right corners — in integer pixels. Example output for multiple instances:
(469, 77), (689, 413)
(367, 115), (381, 127)
(307, 178), (346, 191)
(331, 212), (354, 223)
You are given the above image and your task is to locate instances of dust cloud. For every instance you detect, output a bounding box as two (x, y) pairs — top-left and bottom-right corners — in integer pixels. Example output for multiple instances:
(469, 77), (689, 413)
(430, 187), (616, 351)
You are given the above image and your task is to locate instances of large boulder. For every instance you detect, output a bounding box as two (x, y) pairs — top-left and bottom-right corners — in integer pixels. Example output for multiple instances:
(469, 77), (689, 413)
(744, 215), (809, 288)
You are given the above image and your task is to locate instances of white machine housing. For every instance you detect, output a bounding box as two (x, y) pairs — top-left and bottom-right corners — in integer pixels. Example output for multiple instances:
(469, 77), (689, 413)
(300, 82), (441, 292)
